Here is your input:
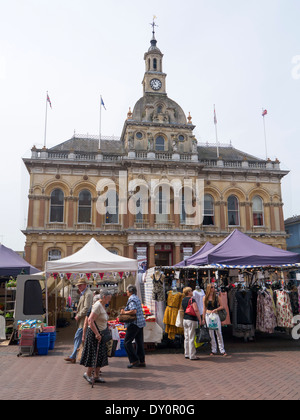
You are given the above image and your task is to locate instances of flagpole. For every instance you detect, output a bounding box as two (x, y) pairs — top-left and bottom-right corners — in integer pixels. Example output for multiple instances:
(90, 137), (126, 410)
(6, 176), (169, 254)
(214, 104), (219, 158)
(44, 91), (48, 148)
(262, 108), (267, 159)
(99, 94), (102, 150)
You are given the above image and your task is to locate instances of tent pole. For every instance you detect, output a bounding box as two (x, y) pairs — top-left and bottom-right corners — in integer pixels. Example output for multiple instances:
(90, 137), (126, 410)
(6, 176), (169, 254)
(45, 274), (48, 325)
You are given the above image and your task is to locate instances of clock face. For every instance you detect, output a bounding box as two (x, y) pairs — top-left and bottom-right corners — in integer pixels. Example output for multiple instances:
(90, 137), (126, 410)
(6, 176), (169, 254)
(150, 78), (162, 91)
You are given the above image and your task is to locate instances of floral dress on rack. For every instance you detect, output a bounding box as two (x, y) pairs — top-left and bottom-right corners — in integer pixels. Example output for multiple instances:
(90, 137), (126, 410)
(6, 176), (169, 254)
(163, 291), (184, 340)
(275, 290), (294, 329)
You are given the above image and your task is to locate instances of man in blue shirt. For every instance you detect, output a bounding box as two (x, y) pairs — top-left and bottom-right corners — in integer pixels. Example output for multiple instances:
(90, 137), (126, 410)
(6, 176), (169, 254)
(120, 284), (146, 368)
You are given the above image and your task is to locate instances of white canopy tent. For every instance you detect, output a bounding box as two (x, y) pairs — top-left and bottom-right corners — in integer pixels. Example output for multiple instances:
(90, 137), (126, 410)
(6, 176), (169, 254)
(45, 238), (138, 273)
(44, 238), (139, 325)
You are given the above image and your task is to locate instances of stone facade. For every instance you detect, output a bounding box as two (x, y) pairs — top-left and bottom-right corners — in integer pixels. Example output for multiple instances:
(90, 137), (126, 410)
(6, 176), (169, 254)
(22, 31), (288, 271)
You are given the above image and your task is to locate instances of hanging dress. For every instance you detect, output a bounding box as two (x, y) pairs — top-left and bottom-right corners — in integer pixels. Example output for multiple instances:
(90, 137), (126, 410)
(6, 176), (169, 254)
(152, 274), (165, 302)
(275, 290), (294, 328)
(163, 291), (184, 340)
(232, 289), (255, 340)
(256, 290), (277, 334)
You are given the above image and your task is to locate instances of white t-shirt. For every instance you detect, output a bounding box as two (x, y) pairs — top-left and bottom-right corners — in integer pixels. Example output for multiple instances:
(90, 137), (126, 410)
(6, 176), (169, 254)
(91, 300), (108, 331)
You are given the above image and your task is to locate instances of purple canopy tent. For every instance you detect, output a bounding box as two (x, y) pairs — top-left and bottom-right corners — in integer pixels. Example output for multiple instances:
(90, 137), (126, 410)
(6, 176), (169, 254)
(187, 229), (300, 267)
(175, 241), (214, 267)
(0, 244), (39, 277)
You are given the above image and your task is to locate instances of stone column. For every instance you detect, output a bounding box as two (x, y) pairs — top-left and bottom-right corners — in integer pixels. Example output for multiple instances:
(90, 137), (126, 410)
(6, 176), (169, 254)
(27, 196), (34, 228)
(128, 243), (135, 259)
(174, 242), (181, 265)
(148, 242), (155, 268)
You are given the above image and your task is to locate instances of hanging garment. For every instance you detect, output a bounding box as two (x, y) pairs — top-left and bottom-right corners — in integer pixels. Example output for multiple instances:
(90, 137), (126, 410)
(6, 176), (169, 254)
(275, 290), (294, 328)
(289, 290), (299, 315)
(256, 290), (277, 334)
(152, 274), (165, 301)
(192, 289), (205, 315)
(232, 289), (255, 339)
(219, 291), (231, 325)
(163, 291), (184, 340)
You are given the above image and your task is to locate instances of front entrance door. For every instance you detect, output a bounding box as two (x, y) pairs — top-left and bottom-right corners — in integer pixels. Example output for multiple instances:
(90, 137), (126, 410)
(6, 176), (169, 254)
(154, 244), (173, 266)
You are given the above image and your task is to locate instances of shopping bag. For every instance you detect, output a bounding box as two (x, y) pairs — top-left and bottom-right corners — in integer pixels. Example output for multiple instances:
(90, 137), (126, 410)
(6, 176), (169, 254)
(194, 335), (204, 349)
(207, 313), (219, 330)
(175, 309), (184, 328)
(195, 326), (211, 343)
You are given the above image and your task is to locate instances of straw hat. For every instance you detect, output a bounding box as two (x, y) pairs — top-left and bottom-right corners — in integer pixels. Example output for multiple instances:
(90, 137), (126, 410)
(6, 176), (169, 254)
(75, 278), (89, 287)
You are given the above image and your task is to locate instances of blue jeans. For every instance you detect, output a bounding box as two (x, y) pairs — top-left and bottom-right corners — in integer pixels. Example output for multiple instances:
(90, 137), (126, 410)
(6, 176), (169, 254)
(70, 327), (83, 359)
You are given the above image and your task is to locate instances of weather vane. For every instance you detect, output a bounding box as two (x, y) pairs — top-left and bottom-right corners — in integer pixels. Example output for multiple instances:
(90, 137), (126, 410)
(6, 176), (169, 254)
(150, 15), (158, 37)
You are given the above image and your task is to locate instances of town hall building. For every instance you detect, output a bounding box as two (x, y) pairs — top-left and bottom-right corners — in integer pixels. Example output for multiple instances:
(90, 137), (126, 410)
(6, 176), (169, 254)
(22, 27), (288, 271)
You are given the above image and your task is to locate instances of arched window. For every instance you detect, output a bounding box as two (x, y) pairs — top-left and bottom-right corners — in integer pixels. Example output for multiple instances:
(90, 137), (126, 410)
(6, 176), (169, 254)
(48, 249), (61, 261)
(155, 187), (168, 223)
(105, 190), (119, 224)
(78, 190), (92, 223)
(50, 189), (64, 222)
(252, 196), (264, 226)
(153, 58), (157, 70)
(155, 135), (165, 151)
(203, 194), (214, 225)
(227, 195), (240, 226)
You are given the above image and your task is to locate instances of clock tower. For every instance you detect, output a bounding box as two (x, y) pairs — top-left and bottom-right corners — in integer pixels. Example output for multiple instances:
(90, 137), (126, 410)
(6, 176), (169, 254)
(142, 20), (167, 95)
(120, 19), (196, 156)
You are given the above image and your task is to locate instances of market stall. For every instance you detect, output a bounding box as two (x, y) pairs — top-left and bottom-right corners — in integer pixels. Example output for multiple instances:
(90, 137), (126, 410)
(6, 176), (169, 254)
(0, 244), (39, 344)
(140, 230), (300, 345)
(44, 238), (163, 346)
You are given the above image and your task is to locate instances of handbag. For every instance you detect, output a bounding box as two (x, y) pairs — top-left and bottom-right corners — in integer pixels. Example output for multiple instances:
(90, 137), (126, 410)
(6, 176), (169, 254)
(100, 326), (112, 344)
(118, 313), (137, 323)
(185, 298), (197, 317)
(175, 309), (184, 328)
(218, 308), (227, 322)
(195, 326), (211, 343)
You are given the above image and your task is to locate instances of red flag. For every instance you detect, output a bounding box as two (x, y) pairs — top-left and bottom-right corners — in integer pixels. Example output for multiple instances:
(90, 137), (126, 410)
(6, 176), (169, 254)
(99, 273), (104, 280)
(86, 273), (91, 280)
(66, 273), (72, 280)
(262, 109), (267, 117)
(118, 272), (124, 279)
(214, 106), (217, 125)
(47, 93), (52, 109)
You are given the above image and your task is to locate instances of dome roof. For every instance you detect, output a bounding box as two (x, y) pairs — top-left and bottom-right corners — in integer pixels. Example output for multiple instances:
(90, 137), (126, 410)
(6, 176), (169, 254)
(132, 94), (187, 125)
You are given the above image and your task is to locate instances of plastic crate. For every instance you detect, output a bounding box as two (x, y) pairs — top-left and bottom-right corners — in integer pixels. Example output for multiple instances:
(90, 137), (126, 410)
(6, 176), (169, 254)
(49, 332), (56, 350)
(42, 326), (56, 333)
(36, 333), (50, 355)
(114, 339), (127, 357)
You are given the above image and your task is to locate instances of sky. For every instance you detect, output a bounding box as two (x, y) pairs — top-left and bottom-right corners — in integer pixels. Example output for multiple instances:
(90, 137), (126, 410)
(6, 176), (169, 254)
(0, 0), (300, 251)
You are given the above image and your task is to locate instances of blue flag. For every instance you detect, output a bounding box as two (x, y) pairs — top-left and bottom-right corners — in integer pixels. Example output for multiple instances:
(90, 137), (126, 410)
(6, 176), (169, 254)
(101, 97), (106, 110)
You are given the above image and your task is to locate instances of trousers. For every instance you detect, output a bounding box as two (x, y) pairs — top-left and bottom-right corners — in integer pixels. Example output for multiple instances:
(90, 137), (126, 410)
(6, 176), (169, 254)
(70, 327), (83, 359)
(124, 323), (145, 364)
(183, 319), (198, 360)
(205, 313), (225, 354)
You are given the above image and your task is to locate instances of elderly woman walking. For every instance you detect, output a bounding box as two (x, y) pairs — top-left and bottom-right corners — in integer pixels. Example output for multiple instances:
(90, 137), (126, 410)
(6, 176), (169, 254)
(80, 289), (112, 384)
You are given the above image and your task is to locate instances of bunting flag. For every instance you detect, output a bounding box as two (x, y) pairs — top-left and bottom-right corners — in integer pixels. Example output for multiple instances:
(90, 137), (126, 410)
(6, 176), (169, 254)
(99, 273), (104, 280)
(118, 272), (124, 279)
(53, 272), (58, 279)
(66, 273), (72, 280)
(85, 273), (91, 280)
